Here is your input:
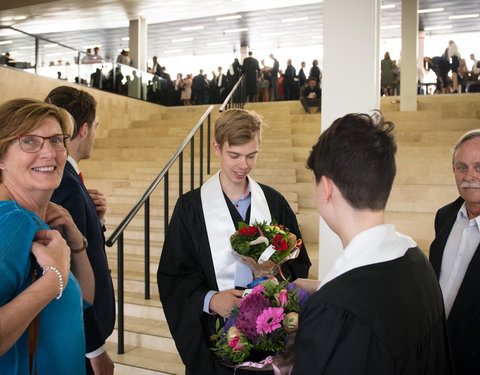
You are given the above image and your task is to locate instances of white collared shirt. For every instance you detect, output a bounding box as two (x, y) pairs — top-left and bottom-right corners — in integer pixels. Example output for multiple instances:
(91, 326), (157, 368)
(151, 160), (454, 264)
(439, 203), (480, 317)
(319, 224), (416, 290)
(67, 156), (80, 174)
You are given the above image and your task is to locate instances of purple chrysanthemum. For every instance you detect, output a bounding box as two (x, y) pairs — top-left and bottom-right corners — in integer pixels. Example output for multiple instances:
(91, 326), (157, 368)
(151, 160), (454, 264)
(236, 293), (270, 339)
(256, 307), (285, 335)
(287, 282), (309, 307)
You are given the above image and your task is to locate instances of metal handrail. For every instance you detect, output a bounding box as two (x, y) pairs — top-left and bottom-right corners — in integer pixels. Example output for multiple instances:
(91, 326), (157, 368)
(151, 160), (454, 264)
(106, 105), (214, 246)
(106, 105), (214, 354)
(219, 74), (245, 112)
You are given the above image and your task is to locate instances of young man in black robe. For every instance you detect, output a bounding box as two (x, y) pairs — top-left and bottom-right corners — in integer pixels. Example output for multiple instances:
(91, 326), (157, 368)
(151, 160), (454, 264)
(157, 108), (311, 374)
(292, 112), (454, 374)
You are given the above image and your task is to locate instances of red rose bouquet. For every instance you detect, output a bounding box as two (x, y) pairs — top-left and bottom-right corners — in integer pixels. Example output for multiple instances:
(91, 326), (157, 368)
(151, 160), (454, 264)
(230, 221), (301, 279)
(210, 279), (309, 372)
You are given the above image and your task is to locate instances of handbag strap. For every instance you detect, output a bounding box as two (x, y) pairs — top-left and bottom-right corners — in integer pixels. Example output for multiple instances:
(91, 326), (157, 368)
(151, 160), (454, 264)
(28, 263), (39, 375)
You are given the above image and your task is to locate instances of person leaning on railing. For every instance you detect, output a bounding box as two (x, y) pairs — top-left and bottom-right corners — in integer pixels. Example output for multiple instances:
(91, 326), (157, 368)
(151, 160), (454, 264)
(0, 98), (94, 374)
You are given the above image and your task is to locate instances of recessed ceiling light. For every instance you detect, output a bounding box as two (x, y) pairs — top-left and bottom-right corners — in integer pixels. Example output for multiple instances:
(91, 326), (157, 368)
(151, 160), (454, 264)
(381, 4), (396, 9)
(418, 8), (444, 14)
(448, 14), (479, 20)
(180, 25), (204, 31)
(0, 40), (13, 45)
(1, 17), (13, 22)
(44, 43), (58, 48)
(224, 27), (248, 33)
(207, 41), (229, 46)
(13, 16), (27, 21)
(172, 37), (193, 43)
(216, 15), (242, 21)
(424, 25), (452, 31)
(265, 32), (285, 37)
(121, 37), (130, 41)
(164, 49), (183, 54)
(282, 17), (309, 23)
(381, 25), (400, 30)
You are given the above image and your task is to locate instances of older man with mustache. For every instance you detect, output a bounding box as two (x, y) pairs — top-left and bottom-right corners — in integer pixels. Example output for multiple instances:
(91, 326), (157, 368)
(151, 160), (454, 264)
(430, 129), (480, 375)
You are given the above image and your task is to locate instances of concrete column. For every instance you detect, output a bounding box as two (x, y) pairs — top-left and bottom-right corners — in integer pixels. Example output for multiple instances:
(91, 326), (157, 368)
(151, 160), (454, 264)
(318, 0), (381, 280)
(400, 0), (418, 111)
(129, 17), (147, 71)
(418, 30), (425, 89)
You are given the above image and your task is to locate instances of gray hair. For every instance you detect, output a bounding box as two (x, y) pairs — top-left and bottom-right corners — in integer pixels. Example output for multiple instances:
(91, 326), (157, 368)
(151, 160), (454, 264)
(452, 129), (480, 165)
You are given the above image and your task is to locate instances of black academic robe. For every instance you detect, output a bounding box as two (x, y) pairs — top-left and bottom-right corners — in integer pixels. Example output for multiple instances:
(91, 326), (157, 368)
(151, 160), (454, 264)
(157, 183), (311, 375)
(292, 248), (454, 375)
(242, 57), (260, 95)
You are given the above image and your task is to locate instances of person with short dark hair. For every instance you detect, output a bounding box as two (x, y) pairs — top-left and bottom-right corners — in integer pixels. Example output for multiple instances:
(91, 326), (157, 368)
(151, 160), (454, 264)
(45, 86), (115, 375)
(157, 108), (311, 374)
(292, 112), (454, 375)
(430, 129), (480, 375)
(300, 79), (321, 114)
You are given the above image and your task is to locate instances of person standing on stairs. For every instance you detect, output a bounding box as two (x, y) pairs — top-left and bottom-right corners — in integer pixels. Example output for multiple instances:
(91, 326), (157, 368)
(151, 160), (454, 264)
(45, 86), (116, 375)
(157, 108), (311, 374)
(429, 129), (480, 375)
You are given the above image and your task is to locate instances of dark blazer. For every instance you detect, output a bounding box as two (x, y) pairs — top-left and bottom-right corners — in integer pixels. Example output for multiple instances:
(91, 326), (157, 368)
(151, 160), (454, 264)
(429, 196), (480, 374)
(51, 161), (115, 353)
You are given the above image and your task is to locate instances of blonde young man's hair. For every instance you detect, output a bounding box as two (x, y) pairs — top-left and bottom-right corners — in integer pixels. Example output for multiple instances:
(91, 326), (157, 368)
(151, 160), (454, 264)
(214, 108), (264, 149)
(0, 98), (73, 183)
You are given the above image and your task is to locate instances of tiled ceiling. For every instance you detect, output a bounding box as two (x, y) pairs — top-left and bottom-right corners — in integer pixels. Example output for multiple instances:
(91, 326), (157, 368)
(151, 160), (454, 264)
(0, 0), (479, 63)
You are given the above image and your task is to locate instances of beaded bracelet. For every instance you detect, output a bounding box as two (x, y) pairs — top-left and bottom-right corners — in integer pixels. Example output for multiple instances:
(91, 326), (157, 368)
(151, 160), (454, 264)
(42, 266), (64, 300)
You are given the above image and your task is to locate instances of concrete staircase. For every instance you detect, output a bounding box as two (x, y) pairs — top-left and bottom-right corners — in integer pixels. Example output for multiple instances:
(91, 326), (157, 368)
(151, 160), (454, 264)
(79, 94), (480, 374)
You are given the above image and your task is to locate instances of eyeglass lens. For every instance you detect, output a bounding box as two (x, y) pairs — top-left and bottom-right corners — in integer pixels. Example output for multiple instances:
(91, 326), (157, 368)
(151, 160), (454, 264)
(18, 135), (67, 152)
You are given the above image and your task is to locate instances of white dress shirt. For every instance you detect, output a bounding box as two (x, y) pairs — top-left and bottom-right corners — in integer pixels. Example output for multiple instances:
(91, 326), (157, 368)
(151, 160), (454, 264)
(319, 224), (416, 290)
(439, 203), (480, 317)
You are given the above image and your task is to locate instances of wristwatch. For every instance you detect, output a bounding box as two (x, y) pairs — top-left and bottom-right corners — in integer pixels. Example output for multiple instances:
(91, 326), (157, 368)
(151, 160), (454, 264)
(71, 236), (88, 254)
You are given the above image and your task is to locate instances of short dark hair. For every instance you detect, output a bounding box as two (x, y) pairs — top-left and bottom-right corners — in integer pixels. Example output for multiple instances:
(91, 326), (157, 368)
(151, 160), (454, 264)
(45, 86), (97, 139)
(307, 112), (396, 210)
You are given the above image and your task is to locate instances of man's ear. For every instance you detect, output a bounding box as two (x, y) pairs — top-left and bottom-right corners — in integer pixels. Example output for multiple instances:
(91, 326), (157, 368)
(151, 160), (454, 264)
(78, 122), (89, 139)
(321, 175), (334, 203)
(213, 140), (221, 156)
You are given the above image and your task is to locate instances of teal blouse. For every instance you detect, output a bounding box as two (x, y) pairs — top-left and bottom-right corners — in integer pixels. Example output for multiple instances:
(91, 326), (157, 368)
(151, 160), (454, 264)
(0, 201), (86, 374)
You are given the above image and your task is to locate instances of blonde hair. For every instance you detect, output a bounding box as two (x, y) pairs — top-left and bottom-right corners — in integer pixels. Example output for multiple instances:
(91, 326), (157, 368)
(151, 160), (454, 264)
(0, 98), (73, 182)
(214, 108), (263, 149)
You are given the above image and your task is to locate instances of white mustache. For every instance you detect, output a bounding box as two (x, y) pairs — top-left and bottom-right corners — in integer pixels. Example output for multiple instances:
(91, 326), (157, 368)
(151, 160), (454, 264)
(460, 181), (480, 188)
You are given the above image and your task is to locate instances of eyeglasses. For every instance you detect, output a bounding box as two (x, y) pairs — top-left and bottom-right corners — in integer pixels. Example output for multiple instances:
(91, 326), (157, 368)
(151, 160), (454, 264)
(17, 134), (70, 153)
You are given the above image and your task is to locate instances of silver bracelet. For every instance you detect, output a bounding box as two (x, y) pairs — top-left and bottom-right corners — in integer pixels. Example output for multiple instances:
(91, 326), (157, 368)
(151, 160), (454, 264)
(42, 266), (64, 300)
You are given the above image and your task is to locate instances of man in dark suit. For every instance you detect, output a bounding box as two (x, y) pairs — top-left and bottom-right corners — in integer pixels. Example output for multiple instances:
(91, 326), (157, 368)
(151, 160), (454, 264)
(284, 59), (296, 100)
(192, 69), (207, 105)
(298, 61), (307, 98)
(430, 129), (480, 375)
(242, 51), (260, 102)
(214, 66), (228, 104)
(269, 54), (279, 101)
(45, 86), (115, 375)
(148, 56), (162, 76)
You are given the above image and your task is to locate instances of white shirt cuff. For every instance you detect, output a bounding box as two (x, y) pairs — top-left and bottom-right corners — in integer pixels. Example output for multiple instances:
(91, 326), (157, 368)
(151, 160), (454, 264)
(203, 290), (218, 314)
(86, 344), (106, 359)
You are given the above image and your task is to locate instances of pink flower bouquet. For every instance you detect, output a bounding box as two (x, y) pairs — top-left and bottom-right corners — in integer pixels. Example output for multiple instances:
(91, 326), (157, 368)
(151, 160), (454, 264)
(210, 279), (309, 372)
(230, 221), (301, 279)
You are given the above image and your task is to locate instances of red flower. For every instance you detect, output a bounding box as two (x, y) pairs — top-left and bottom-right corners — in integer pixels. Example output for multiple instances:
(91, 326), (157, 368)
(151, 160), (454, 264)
(239, 226), (258, 236)
(272, 234), (288, 252)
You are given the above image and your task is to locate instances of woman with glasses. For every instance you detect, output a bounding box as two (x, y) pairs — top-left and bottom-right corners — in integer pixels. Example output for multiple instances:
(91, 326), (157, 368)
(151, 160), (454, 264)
(0, 98), (94, 374)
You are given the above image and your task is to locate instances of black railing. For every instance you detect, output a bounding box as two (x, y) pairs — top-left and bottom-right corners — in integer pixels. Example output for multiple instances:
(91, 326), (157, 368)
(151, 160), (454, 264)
(106, 105), (214, 354)
(219, 74), (246, 112)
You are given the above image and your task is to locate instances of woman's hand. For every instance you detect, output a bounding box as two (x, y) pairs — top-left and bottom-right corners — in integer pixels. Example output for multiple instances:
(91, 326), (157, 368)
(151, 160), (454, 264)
(31, 229), (70, 284)
(45, 202), (84, 250)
